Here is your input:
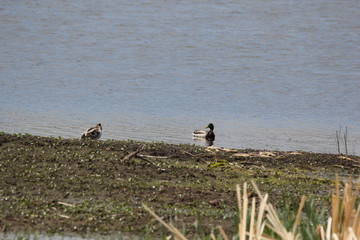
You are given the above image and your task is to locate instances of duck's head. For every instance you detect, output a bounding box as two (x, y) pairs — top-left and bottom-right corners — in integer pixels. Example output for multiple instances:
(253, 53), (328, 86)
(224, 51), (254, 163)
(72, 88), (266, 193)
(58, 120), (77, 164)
(97, 123), (102, 129)
(205, 123), (214, 130)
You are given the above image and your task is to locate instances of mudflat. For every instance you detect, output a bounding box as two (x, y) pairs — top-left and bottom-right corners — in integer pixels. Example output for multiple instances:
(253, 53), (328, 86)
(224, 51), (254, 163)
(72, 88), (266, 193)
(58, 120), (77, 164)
(0, 133), (359, 237)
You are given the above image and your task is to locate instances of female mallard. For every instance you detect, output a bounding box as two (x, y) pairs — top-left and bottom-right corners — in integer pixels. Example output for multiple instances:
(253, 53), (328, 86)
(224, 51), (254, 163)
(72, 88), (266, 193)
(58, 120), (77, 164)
(81, 123), (102, 140)
(193, 123), (215, 141)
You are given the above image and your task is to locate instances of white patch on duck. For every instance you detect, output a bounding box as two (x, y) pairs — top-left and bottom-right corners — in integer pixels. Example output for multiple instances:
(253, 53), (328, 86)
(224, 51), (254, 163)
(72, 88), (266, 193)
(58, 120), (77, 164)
(192, 123), (215, 141)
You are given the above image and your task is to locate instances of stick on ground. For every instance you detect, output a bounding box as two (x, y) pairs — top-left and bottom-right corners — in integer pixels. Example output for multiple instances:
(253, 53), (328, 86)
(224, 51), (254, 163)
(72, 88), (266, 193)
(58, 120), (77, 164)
(122, 144), (146, 161)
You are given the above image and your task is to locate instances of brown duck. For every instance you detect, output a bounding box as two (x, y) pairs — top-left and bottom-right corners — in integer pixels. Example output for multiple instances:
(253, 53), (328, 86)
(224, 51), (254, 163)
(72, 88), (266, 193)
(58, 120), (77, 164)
(81, 123), (102, 140)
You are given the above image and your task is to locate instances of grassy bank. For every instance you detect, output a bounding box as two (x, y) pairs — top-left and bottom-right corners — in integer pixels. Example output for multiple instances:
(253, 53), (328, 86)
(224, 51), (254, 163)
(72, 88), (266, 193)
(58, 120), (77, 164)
(0, 132), (359, 238)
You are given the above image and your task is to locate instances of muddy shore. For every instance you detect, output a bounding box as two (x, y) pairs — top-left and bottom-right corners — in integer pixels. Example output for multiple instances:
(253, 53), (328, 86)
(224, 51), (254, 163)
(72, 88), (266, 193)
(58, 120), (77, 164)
(0, 132), (359, 238)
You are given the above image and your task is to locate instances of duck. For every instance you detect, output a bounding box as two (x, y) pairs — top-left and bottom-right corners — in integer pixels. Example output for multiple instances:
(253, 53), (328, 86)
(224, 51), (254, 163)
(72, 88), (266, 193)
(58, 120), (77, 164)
(193, 123), (215, 141)
(81, 123), (102, 140)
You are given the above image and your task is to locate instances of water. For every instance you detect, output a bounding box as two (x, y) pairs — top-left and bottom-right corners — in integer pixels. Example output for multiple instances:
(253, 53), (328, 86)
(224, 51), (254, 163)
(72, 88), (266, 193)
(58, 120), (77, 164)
(1, 0), (360, 154)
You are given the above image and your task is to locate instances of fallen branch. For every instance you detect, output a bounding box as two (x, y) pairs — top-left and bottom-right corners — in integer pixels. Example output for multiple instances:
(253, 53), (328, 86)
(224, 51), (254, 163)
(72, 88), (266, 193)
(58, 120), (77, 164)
(137, 155), (155, 165)
(57, 201), (75, 208)
(138, 154), (169, 159)
(122, 144), (146, 161)
(181, 150), (196, 157)
(181, 150), (212, 163)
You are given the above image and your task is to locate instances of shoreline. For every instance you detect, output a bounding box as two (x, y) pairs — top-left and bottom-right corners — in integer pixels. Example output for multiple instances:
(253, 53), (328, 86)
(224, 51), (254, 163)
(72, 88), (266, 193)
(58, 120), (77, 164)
(0, 132), (359, 237)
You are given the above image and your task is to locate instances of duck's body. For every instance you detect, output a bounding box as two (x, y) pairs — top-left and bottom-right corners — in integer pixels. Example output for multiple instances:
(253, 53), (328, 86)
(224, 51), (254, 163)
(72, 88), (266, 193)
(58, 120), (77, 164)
(81, 123), (102, 140)
(193, 123), (215, 141)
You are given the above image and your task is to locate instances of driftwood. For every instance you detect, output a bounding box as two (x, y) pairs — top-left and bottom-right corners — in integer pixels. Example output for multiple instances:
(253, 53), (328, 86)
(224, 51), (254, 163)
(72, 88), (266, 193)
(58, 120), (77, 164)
(136, 155), (155, 165)
(122, 144), (155, 165)
(57, 201), (75, 208)
(122, 144), (146, 161)
(138, 154), (169, 159)
(181, 150), (213, 163)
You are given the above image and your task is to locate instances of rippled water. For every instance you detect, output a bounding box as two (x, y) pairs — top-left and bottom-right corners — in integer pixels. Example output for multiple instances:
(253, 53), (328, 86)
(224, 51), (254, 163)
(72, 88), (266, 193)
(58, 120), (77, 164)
(1, 0), (360, 154)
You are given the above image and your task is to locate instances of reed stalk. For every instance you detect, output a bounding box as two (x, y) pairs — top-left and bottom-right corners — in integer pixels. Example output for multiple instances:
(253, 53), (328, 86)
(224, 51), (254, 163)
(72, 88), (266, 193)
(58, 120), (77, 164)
(144, 175), (360, 240)
(318, 174), (360, 240)
(344, 126), (348, 156)
(336, 126), (350, 155)
(336, 126), (342, 155)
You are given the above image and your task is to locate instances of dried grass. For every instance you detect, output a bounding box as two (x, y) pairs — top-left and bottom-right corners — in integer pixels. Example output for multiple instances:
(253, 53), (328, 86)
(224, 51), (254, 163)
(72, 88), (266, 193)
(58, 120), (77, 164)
(318, 175), (360, 240)
(144, 175), (360, 240)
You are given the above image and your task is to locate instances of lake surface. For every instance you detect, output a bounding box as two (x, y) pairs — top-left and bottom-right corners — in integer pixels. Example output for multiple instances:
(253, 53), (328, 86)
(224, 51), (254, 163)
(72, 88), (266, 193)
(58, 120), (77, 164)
(1, 0), (360, 154)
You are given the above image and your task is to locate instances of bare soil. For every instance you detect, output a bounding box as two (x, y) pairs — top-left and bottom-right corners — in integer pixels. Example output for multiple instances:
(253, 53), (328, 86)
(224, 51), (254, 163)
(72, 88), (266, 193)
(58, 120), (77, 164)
(0, 132), (359, 237)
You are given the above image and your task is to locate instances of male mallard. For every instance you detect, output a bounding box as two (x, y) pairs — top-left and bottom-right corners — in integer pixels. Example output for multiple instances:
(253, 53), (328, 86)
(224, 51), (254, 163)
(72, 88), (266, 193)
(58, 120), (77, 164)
(193, 123), (215, 141)
(81, 123), (102, 140)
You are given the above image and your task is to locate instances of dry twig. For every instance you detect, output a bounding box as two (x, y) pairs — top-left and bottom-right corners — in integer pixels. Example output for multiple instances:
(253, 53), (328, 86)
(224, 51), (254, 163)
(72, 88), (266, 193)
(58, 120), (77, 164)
(122, 144), (147, 162)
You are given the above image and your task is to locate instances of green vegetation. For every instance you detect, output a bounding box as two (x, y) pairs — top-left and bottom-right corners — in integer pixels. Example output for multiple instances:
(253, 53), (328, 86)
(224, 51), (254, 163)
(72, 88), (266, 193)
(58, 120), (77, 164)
(0, 132), (359, 239)
(146, 176), (359, 240)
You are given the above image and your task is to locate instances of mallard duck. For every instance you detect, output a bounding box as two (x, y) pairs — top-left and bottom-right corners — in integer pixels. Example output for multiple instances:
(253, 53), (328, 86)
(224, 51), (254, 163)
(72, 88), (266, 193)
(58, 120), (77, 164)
(81, 123), (102, 140)
(193, 123), (215, 141)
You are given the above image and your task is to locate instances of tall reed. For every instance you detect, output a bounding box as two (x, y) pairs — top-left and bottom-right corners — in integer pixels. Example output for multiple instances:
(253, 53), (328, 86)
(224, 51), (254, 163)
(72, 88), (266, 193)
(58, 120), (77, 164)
(318, 175), (360, 240)
(144, 175), (360, 240)
(336, 126), (350, 155)
(336, 126), (342, 155)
